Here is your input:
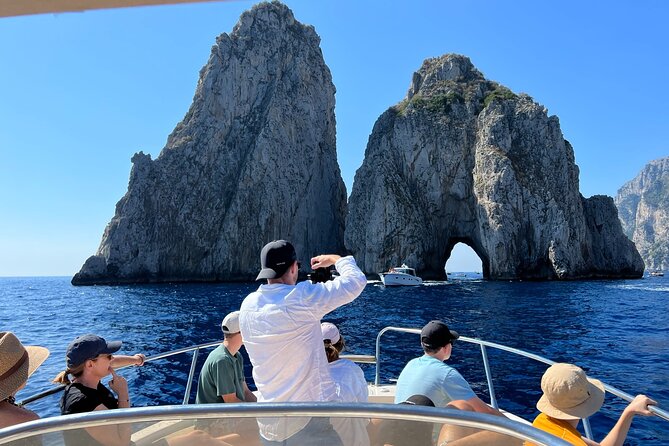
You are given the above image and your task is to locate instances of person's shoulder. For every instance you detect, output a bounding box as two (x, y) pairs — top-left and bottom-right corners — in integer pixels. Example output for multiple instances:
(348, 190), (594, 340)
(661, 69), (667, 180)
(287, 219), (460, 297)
(337, 358), (362, 371)
(401, 356), (423, 369)
(206, 345), (233, 363)
(240, 289), (263, 309)
(0, 404), (39, 427)
(62, 384), (93, 414)
(63, 382), (87, 398)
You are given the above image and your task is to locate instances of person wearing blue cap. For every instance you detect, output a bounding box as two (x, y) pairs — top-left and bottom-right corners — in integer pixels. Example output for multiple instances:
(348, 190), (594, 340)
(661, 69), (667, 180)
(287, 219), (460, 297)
(53, 334), (146, 446)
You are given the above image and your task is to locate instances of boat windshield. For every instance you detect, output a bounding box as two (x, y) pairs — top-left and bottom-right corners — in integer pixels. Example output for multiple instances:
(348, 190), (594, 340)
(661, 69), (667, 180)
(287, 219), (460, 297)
(0, 403), (574, 446)
(395, 268), (416, 276)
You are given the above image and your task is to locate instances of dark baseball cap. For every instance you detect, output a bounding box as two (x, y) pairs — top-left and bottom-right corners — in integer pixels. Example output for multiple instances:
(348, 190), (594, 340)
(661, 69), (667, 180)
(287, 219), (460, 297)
(420, 320), (459, 349)
(256, 240), (297, 280)
(66, 334), (122, 368)
(401, 394), (435, 407)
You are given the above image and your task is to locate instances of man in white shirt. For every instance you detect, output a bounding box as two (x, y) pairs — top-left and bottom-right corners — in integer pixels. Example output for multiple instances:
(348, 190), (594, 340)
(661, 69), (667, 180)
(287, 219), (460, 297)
(239, 240), (367, 446)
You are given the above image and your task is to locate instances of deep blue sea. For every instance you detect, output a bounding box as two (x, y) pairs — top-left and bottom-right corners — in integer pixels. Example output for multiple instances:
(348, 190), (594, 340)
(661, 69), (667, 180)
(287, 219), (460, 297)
(2, 275), (668, 445)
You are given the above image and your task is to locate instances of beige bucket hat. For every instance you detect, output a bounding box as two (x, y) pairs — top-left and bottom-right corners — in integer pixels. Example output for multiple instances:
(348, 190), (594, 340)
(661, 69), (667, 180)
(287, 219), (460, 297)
(0, 332), (50, 401)
(537, 363), (606, 420)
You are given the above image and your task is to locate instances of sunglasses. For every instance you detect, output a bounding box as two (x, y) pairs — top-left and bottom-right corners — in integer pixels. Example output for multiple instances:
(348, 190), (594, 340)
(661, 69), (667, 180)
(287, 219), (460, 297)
(92, 353), (113, 361)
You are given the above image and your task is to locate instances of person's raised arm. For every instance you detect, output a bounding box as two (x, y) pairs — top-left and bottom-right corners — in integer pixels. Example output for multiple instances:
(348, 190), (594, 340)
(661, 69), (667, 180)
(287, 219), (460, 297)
(305, 254), (367, 318)
(310, 255), (341, 269)
(111, 354), (145, 369)
(595, 394), (656, 446)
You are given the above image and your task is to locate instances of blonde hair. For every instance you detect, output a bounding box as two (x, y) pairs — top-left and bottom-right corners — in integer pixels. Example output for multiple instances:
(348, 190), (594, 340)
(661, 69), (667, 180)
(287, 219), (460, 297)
(52, 363), (85, 385)
(323, 336), (346, 363)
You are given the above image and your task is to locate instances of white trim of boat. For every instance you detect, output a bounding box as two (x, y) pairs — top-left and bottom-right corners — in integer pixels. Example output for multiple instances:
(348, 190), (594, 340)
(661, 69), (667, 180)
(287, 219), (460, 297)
(0, 402), (575, 446)
(379, 264), (423, 286)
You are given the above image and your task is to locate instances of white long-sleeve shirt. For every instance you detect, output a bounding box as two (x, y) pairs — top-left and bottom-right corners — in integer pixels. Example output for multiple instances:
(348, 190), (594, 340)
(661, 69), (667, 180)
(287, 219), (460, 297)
(239, 256), (367, 441)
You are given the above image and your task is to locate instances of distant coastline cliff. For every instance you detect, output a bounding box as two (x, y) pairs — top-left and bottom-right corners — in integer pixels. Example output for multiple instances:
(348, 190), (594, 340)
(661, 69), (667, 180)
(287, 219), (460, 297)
(345, 55), (643, 280)
(616, 157), (669, 271)
(73, 2), (347, 284)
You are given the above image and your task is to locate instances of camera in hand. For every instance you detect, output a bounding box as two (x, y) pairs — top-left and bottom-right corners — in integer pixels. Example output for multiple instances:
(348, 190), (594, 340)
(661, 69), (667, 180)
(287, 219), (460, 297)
(308, 267), (334, 284)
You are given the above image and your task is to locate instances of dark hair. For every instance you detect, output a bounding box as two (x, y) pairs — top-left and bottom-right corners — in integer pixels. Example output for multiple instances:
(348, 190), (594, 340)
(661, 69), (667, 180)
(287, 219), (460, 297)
(422, 340), (449, 355)
(324, 336), (346, 363)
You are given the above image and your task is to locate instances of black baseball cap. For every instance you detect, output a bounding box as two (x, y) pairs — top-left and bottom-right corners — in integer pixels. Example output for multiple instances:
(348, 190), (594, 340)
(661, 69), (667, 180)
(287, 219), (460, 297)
(401, 394), (435, 407)
(66, 334), (122, 368)
(420, 320), (459, 349)
(256, 240), (297, 280)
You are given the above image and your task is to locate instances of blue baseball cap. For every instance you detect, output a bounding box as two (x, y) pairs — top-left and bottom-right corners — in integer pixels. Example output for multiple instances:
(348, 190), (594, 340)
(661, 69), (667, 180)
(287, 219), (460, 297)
(66, 334), (122, 368)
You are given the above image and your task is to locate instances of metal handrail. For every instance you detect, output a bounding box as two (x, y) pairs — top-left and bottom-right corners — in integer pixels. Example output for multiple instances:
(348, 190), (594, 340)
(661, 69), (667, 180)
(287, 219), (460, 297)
(20, 326), (669, 435)
(19, 339), (226, 407)
(0, 402), (573, 446)
(372, 326), (669, 435)
(19, 342), (374, 406)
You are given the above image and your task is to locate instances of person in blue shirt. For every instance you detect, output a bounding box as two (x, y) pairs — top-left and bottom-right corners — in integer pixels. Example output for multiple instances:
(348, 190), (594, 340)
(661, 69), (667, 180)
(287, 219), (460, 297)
(395, 320), (502, 417)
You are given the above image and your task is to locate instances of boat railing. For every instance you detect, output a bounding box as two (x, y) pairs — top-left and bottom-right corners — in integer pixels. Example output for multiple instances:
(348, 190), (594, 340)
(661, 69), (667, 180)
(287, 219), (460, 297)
(0, 402), (574, 446)
(373, 326), (669, 439)
(19, 340), (377, 408)
(19, 339), (225, 407)
(19, 326), (669, 440)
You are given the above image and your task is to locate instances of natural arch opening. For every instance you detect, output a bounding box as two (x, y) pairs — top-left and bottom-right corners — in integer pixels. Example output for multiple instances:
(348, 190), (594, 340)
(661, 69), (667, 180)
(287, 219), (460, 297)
(443, 239), (488, 279)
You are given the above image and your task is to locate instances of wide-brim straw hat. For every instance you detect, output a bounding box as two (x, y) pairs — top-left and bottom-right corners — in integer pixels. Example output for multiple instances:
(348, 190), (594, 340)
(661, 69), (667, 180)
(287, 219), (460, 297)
(536, 363), (606, 420)
(0, 332), (50, 401)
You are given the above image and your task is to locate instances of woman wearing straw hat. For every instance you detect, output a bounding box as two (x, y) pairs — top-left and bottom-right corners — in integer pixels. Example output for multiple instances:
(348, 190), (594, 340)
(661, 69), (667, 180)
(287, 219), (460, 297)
(52, 334), (145, 446)
(0, 332), (49, 429)
(528, 363), (657, 446)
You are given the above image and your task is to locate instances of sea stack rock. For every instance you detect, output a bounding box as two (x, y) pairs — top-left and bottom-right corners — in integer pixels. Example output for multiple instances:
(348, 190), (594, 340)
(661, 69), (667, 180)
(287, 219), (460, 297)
(73, 2), (346, 285)
(616, 157), (669, 271)
(345, 54), (643, 280)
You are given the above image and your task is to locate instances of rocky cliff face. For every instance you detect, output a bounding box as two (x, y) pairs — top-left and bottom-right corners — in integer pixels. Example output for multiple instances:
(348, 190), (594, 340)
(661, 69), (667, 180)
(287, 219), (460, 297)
(615, 157), (669, 271)
(73, 2), (347, 284)
(345, 54), (643, 280)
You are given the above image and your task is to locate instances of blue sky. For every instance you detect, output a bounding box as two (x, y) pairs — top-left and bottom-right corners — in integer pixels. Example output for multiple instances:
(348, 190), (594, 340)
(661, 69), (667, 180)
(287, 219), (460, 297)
(1, 1), (667, 276)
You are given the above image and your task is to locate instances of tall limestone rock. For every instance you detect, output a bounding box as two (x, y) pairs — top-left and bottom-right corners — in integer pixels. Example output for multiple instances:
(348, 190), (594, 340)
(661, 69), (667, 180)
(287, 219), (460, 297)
(73, 2), (347, 284)
(345, 54), (643, 280)
(616, 157), (669, 271)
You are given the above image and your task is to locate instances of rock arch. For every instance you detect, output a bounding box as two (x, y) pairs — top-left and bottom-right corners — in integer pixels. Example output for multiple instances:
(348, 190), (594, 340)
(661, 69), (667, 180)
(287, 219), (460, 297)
(443, 238), (488, 279)
(345, 54), (643, 280)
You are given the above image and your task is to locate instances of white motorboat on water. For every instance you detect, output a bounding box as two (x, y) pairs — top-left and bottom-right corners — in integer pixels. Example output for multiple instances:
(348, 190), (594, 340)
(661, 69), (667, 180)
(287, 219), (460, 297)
(4, 326), (667, 446)
(379, 264), (423, 286)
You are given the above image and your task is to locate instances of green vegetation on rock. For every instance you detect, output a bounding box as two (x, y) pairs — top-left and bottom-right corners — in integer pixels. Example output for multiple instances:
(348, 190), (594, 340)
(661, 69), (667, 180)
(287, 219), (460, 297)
(483, 86), (517, 108)
(395, 92), (465, 116)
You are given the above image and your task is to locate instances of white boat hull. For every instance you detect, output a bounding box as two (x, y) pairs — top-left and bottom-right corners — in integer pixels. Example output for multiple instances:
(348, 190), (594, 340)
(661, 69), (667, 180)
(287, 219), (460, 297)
(379, 273), (423, 286)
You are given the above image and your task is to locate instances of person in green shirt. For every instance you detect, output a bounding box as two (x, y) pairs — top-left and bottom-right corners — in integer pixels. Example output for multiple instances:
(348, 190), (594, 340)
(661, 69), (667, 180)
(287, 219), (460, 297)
(195, 311), (260, 446)
(196, 311), (257, 404)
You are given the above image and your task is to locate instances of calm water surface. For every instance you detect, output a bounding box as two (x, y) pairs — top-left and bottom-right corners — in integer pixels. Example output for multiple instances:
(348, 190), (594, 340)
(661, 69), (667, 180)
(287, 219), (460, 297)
(2, 275), (668, 444)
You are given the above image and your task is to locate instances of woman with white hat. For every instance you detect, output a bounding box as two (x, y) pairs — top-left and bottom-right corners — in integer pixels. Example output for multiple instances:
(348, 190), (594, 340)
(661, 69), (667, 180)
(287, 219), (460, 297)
(0, 332), (49, 429)
(321, 322), (369, 446)
(529, 363), (656, 446)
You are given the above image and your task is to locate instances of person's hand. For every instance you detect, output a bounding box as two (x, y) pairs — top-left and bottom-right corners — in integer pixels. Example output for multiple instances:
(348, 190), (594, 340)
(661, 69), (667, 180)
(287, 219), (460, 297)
(108, 367), (129, 400)
(134, 353), (146, 366)
(625, 394), (657, 416)
(310, 255), (341, 269)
